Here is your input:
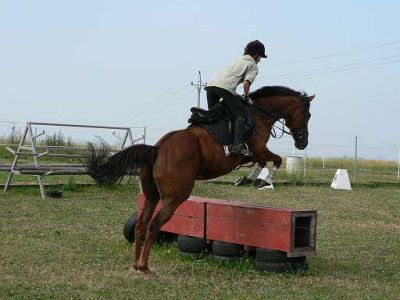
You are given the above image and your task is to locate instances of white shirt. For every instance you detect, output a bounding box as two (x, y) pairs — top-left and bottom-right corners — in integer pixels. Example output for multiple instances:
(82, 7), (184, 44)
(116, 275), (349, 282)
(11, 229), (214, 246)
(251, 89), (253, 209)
(207, 55), (258, 94)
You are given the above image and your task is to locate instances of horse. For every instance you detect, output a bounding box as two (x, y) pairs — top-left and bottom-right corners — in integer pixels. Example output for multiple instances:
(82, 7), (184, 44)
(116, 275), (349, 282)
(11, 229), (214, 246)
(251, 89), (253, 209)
(84, 85), (315, 274)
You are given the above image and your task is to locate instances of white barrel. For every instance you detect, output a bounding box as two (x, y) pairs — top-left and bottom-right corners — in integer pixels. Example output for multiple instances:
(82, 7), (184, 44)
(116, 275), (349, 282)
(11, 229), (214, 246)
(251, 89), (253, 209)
(286, 156), (303, 174)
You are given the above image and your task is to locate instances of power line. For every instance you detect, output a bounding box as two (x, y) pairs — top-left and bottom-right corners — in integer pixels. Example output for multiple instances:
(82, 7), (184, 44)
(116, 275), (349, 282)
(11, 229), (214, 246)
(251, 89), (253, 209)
(264, 58), (400, 80)
(115, 80), (192, 123)
(133, 89), (193, 124)
(0, 120), (24, 124)
(261, 54), (400, 79)
(202, 39), (400, 74)
(130, 88), (193, 124)
(110, 72), (196, 124)
(267, 39), (400, 66)
(130, 86), (192, 123)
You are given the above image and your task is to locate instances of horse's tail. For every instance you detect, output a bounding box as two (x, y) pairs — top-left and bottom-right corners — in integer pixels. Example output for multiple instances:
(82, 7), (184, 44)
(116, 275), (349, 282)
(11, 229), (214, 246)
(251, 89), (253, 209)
(83, 140), (157, 186)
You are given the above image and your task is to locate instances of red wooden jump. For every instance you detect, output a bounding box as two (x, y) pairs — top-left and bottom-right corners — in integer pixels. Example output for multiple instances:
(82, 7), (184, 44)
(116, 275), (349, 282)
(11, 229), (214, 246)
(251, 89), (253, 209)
(137, 193), (317, 257)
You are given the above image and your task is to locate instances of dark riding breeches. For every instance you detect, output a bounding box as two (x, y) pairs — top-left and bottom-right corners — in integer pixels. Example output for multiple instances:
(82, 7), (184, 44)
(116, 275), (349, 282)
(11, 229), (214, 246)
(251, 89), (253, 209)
(205, 86), (246, 119)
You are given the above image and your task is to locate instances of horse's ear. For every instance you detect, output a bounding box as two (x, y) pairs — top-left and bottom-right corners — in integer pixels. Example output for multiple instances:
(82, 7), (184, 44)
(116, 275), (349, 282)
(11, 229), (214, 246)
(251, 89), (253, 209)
(307, 94), (315, 102)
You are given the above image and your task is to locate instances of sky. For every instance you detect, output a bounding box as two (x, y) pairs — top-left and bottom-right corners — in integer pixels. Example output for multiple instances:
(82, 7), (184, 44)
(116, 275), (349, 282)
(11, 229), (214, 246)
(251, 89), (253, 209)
(0, 0), (399, 159)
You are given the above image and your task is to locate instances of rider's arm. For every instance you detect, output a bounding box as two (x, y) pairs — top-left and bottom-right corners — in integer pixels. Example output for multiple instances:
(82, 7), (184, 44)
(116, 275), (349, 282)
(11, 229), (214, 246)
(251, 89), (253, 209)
(243, 80), (251, 96)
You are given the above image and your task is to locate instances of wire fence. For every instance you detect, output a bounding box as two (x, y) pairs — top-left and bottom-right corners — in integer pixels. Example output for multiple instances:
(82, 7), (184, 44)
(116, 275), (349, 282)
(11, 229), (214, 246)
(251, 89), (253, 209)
(1, 121), (399, 184)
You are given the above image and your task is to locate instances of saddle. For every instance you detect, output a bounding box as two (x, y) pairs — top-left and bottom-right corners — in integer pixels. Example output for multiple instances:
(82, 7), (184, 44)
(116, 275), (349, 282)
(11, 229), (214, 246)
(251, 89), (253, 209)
(188, 101), (255, 146)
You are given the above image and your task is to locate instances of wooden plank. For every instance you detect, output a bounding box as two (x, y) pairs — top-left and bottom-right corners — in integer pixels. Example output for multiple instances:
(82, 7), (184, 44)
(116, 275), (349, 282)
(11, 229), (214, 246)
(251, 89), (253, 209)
(137, 194), (206, 219)
(191, 195), (296, 212)
(161, 215), (204, 238)
(138, 208), (204, 238)
(19, 169), (87, 175)
(13, 152), (86, 158)
(207, 202), (294, 225)
(206, 202), (293, 251)
(207, 218), (291, 251)
(137, 194), (206, 238)
(15, 166), (85, 171)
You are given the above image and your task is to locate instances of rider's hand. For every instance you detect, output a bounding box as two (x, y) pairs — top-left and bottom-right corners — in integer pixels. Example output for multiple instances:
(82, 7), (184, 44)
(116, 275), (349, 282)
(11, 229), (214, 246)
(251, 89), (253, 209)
(242, 95), (253, 105)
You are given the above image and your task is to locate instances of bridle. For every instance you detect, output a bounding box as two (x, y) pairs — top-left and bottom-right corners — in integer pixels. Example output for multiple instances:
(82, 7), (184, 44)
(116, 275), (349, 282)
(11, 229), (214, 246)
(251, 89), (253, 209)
(252, 95), (311, 141)
(271, 119), (291, 138)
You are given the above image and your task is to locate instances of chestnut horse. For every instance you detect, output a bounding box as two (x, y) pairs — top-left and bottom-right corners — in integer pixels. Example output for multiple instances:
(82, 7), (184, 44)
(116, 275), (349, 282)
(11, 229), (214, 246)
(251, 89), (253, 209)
(84, 86), (315, 273)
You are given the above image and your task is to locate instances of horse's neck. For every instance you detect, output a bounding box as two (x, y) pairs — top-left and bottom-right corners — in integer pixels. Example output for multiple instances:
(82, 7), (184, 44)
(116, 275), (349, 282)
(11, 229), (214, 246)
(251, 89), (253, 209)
(254, 96), (293, 121)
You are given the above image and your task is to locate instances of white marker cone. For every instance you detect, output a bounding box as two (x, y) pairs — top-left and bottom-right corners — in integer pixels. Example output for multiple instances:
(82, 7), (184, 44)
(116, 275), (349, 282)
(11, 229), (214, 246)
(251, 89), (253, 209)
(331, 169), (352, 190)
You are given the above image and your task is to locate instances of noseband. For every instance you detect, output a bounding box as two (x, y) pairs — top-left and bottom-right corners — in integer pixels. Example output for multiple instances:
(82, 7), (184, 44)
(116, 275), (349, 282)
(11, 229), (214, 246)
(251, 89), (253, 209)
(291, 96), (310, 143)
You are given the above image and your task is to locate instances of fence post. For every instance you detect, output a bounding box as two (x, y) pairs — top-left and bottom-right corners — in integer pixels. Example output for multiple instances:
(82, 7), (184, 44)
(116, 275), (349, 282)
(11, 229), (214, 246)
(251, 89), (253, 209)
(354, 136), (358, 184)
(397, 147), (400, 181)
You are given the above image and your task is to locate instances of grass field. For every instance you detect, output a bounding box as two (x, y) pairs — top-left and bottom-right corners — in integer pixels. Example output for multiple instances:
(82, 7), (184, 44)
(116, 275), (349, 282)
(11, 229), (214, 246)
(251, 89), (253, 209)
(1, 181), (399, 299)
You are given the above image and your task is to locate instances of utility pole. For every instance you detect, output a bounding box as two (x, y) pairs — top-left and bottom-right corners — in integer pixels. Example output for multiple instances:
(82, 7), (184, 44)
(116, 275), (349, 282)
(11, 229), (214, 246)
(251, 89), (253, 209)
(11, 123), (16, 144)
(191, 71), (206, 108)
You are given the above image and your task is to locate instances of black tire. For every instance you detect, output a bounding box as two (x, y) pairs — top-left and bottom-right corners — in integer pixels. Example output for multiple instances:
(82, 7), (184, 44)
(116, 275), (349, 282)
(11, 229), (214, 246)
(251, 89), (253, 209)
(123, 212), (138, 243)
(46, 190), (63, 198)
(287, 256), (306, 263)
(213, 254), (242, 263)
(177, 235), (207, 254)
(256, 261), (308, 273)
(256, 248), (287, 263)
(212, 241), (244, 257)
(246, 248), (257, 258)
(157, 232), (177, 244)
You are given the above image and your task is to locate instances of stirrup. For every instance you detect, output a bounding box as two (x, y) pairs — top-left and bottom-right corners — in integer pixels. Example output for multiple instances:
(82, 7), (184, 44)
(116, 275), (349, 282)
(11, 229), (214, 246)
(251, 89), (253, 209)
(229, 143), (250, 156)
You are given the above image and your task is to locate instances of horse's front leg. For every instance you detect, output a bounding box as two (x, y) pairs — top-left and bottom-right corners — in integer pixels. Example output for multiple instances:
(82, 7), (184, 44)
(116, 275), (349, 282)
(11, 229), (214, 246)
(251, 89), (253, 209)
(252, 147), (282, 185)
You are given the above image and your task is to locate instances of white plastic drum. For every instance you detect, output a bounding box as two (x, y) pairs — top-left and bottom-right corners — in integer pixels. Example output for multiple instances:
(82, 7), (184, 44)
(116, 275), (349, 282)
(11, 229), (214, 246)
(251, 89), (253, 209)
(286, 156), (303, 174)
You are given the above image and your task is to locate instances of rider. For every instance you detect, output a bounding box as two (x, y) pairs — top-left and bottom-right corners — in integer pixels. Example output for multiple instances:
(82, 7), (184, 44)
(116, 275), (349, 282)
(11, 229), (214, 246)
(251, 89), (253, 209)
(205, 40), (267, 155)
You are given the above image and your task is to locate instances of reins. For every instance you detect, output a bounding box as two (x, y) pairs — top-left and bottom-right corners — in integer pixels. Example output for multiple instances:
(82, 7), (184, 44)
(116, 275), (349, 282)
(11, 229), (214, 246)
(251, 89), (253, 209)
(271, 120), (292, 138)
(252, 105), (292, 139)
(251, 95), (310, 139)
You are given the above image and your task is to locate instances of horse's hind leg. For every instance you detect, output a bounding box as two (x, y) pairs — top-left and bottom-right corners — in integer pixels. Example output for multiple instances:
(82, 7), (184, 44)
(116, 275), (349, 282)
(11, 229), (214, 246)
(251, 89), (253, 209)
(134, 165), (159, 269)
(136, 130), (200, 273)
(136, 196), (187, 273)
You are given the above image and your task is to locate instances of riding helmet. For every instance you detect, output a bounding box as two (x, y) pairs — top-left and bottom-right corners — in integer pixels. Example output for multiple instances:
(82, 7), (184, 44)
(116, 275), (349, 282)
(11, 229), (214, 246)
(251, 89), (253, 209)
(244, 40), (267, 58)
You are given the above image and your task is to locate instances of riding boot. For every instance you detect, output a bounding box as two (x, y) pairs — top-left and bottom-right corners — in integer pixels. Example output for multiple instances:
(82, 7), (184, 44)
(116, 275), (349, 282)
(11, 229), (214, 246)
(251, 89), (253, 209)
(229, 117), (248, 155)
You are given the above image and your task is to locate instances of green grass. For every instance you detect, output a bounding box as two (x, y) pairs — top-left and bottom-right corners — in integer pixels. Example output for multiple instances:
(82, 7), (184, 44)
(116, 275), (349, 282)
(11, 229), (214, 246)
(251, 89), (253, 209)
(1, 181), (399, 299)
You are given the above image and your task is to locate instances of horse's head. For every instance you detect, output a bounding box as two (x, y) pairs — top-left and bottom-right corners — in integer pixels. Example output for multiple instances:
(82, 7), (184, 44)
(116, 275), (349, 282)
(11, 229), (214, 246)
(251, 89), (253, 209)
(284, 93), (315, 150)
(250, 86), (315, 150)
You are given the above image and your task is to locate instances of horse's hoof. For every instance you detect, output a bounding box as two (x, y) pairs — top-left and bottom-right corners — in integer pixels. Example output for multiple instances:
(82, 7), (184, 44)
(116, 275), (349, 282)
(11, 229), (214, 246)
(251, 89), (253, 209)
(257, 181), (274, 190)
(136, 264), (154, 275)
(235, 176), (253, 186)
(142, 268), (154, 276)
(137, 267), (154, 276)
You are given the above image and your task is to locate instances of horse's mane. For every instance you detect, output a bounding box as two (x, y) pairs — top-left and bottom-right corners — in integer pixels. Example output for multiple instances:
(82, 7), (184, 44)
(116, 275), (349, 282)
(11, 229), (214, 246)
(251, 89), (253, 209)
(249, 86), (308, 99)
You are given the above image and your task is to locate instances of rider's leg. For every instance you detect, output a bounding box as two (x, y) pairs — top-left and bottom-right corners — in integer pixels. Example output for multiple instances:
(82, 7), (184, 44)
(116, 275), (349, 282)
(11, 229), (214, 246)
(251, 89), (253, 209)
(222, 93), (248, 154)
(205, 87), (222, 109)
(232, 117), (245, 150)
(205, 87), (248, 154)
